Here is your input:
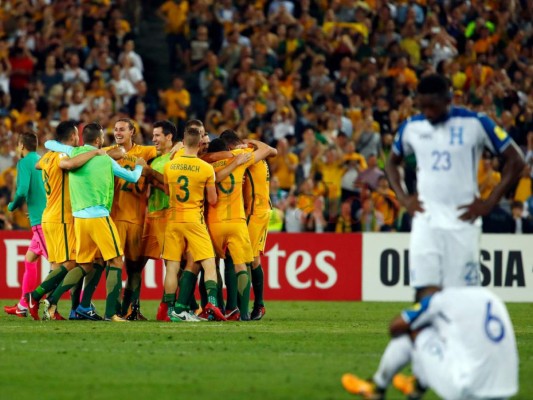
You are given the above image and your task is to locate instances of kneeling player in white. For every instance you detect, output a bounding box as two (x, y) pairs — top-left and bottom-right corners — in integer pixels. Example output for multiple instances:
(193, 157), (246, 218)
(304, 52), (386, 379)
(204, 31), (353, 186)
(342, 286), (519, 400)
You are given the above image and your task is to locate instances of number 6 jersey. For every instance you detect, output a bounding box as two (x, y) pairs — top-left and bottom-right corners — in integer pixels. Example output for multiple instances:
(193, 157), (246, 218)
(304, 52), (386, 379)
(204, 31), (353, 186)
(403, 287), (518, 398)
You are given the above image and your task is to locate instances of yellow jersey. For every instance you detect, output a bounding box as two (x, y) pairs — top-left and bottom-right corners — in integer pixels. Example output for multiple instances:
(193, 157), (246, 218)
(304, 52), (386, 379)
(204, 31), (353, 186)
(161, 89), (190, 120)
(271, 152), (298, 190)
(165, 155), (215, 223)
(243, 159), (271, 216)
(38, 151), (73, 224)
(208, 148), (255, 223)
(315, 160), (345, 199)
(158, 0), (189, 34)
(110, 143), (157, 225)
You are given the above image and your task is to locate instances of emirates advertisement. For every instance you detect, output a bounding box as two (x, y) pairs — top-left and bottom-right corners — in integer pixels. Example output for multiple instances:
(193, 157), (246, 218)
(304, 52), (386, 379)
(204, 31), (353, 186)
(0, 232), (363, 301)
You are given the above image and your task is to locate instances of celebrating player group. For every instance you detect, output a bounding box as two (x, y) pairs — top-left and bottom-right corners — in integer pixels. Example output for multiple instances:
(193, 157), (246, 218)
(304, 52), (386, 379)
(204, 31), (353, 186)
(4, 117), (276, 322)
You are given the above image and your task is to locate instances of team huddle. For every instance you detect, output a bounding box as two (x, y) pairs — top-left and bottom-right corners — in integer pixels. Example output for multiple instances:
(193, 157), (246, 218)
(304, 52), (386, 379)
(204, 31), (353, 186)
(4, 117), (276, 322)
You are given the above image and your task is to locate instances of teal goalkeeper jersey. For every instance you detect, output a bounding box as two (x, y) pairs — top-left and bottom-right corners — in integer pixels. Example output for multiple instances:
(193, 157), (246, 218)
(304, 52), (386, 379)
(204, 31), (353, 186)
(8, 151), (46, 226)
(148, 152), (171, 214)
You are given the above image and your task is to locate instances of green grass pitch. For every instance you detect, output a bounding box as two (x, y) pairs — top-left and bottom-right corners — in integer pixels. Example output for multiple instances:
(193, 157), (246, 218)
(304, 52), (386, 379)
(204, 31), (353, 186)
(1, 300), (531, 400)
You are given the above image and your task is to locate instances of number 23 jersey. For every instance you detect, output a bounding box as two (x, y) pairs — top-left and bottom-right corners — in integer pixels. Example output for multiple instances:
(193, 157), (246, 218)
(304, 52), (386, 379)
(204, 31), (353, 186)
(393, 107), (511, 228)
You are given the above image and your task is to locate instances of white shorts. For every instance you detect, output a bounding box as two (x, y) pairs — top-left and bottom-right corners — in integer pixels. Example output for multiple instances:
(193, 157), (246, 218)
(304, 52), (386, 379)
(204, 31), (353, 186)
(409, 215), (481, 288)
(413, 329), (511, 400)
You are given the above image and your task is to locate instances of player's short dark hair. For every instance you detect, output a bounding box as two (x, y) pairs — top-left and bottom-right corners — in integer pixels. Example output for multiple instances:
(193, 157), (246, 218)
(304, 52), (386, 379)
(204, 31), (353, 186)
(207, 138), (228, 153)
(153, 120), (180, 143)
(83, 122), (103, 144)
(19, 132), (38, 151)
(56, 121), (78, 143)
(184, 126), (201, 147)
(417, 74), (450, 98)
(219, 129), (241, 147)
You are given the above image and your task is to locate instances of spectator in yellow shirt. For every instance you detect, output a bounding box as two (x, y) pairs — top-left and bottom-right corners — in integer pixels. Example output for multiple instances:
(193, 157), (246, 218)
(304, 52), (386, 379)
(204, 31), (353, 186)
(157, 0), (189, 70)
(372, 176), (400, 230)
(158, 76), (190, 126)
(270, 138), (298, 191)
(478, 152), (501, 200)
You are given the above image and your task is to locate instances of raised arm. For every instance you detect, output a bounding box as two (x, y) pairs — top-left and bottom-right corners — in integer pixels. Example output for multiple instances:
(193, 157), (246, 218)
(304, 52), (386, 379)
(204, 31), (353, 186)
(246, 139), (278, 162)
(45, 140), (73, 157)
(111, 157), (145, 182)
(215, 152), (252, 183)
(201, 150), (234, 163)
(59, 149), (105, 170)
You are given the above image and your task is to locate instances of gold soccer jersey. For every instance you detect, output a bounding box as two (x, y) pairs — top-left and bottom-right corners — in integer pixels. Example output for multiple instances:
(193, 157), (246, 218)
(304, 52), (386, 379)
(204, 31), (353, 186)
(110, 144), (157, 225)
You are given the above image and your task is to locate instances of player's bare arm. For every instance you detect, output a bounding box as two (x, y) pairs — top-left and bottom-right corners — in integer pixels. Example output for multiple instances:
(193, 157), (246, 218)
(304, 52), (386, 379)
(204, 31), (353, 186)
(458, 143), (525, 222)
(215, 153), (252, 183)
(245, 139), (278, 162)
(149, 168), (165, 185)
(168, 141), (183, 159)
(389, 315), (410, 337)
(106, 146), (126, 160)
(206, 183), (217, 205)
(385, 152), (424, 215)
(201, 150), (233, 163)
(59, 149), (106, 171)
(151, 179), (166, 193)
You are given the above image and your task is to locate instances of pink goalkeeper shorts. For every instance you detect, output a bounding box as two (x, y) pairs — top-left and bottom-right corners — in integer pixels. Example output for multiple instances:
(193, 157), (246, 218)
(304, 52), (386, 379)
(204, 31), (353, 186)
(29, 224), (48, 259)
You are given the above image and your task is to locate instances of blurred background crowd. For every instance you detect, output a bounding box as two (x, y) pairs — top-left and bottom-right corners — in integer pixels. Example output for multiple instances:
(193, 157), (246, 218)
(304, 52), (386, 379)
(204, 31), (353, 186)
(0, 0), (531, 233)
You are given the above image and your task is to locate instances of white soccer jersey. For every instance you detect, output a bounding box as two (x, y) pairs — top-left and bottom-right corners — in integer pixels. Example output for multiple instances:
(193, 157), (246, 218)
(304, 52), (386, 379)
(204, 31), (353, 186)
(393, 107), (511, 229)
(402, 287), (519, 398)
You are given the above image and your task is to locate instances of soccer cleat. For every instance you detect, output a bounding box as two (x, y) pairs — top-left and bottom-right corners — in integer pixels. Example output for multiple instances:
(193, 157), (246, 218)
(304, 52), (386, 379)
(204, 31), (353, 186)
(104, 314), (128, 322)
(41, 299), (56, 321)
(204, 302), (227, 321)
(392, 374), (425, 399)
(52, 310), (66, 320)
(197, 309), (209, 320)
(27, 294), (40, 320)
(224, 307), (241, 321)
(126, 304), (148, 321)
(169, 310), (202, 322)
(156, 302), (168, 321)
(4, 303), (27, 318)
(240, 312), (251, 321)
(341, 374), (383, 400)
(251, 305), (266, 320)
(76, 305), (103, 321)
(69, 309), (80, 320)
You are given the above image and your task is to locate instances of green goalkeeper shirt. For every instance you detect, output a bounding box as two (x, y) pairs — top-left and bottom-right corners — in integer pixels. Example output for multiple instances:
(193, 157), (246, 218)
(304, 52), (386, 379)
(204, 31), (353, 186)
(8, 151), (46, 227)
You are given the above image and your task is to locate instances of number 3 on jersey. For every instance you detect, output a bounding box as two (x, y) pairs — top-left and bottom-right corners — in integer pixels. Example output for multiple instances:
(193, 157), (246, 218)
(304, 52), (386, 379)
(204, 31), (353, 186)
(176, 176), (189, 202)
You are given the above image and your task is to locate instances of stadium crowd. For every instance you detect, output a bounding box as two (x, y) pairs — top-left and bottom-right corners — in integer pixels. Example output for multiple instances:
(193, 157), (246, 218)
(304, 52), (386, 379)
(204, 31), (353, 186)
(0, 0), (532, 233)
